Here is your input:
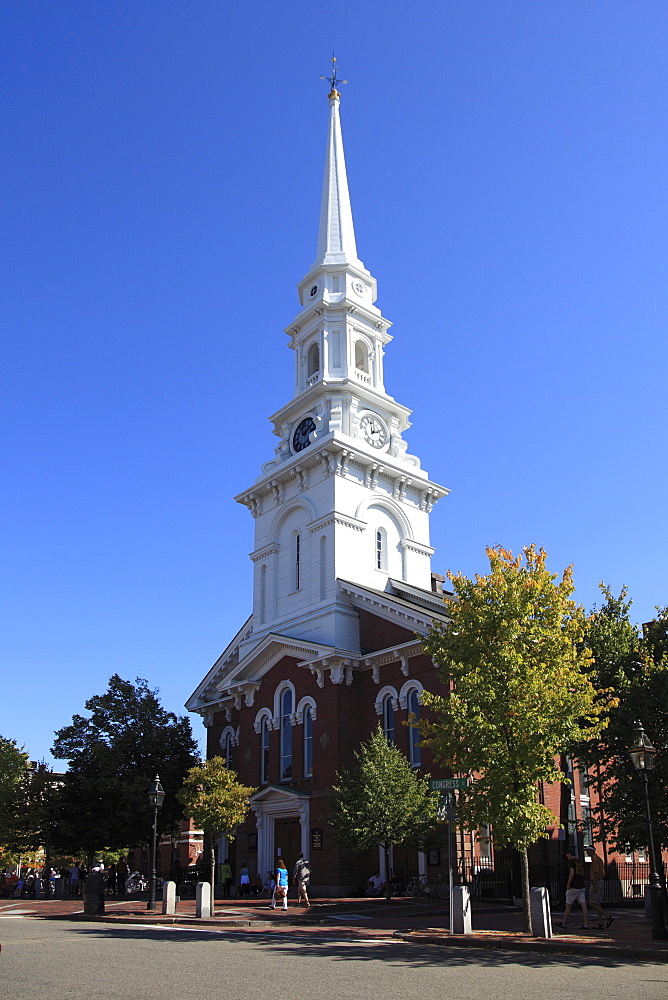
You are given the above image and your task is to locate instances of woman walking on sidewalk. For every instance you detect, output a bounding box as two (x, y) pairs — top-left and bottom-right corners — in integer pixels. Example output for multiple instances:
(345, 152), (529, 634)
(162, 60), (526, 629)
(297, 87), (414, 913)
(271, 859), (289, 911)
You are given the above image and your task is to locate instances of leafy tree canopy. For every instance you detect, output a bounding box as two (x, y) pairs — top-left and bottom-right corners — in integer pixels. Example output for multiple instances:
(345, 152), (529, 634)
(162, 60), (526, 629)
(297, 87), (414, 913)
(0, 736), (30, 851)
(177, 757), (254, 838)
(51, 675), (200, 858)
(420, 545), (609, 932)
(329, 726), (438, 900)
(581, 593), (668, 852)
(177, 757), (254, 886)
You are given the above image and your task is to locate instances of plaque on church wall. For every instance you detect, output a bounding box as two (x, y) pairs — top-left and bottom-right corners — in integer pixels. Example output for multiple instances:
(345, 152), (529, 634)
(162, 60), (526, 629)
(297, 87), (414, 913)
(311, 828), (323, 851)
(427, 849), (440, 867)
(248, 832), (257, 853)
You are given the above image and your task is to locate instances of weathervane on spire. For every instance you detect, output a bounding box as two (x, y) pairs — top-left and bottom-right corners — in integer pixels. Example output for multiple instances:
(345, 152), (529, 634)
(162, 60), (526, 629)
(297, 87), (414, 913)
(320, 53), (347, 99)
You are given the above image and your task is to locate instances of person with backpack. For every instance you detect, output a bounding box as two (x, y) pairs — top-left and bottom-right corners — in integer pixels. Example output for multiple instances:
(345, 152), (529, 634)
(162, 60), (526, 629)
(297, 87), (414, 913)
(293, 852), (310, 907)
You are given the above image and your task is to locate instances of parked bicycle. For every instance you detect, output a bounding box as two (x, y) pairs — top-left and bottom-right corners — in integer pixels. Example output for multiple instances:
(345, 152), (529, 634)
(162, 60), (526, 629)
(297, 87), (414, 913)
(406, 872), (450, 900)
(125, 872), (149, 893)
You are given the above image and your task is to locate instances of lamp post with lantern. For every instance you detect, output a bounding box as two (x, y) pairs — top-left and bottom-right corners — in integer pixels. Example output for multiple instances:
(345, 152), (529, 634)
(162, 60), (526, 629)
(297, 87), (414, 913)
(628, 723), (668, 940)
(147, 775), (165, 911)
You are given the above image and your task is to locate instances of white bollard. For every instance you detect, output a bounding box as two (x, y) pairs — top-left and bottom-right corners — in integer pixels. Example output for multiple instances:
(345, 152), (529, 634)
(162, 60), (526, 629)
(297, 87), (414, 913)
(196, 881), (211, 919)
(451, 885), (472, 934)
(162, 880), (177, 915)
(530, 886), (553, 938)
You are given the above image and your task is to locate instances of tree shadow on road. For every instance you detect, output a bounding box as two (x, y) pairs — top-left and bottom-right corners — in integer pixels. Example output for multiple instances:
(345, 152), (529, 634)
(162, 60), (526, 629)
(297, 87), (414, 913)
(64, 923), (668, 971)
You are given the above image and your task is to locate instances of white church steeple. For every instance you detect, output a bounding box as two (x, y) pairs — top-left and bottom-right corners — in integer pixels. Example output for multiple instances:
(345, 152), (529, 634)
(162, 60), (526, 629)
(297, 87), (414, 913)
(315, 86), (360, 269)
(234, 68), (448, 654)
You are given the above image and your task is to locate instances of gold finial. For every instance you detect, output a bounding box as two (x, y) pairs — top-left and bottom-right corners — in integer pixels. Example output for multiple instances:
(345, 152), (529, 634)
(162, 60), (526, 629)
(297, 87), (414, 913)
(320, 52), (347, 99)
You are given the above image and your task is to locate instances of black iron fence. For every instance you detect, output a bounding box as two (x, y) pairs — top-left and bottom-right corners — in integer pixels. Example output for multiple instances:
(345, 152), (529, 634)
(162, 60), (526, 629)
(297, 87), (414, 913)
(453, 858), (667, 905)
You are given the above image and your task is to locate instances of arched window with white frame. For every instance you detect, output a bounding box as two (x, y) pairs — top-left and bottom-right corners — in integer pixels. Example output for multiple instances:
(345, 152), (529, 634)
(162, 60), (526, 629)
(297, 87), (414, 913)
(355, 339), (369, 372)
(280, 687), (293, 780)
(303, 706), (313, 777)
(375, 527), (387, 572)
(254, 709), (272, 785)
(259, 563), (267, 624)
(308, 341), (320, 378)
(260, 716), (270, 784)
(408, 688), (421, 767)
(382, 694), (395, 743)
(319, 534), (327, 600)
(219, 726), (236, 770)
(293, 531), (301, 592)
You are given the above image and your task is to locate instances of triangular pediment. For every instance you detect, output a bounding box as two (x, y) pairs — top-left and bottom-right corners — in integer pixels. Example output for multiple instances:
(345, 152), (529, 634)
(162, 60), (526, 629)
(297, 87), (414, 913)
(250, 784), (311, 806)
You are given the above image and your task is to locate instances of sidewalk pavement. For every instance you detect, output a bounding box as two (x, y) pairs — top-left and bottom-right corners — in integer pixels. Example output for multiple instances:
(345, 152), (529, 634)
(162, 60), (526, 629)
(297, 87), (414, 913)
(1, 894), (666, 961)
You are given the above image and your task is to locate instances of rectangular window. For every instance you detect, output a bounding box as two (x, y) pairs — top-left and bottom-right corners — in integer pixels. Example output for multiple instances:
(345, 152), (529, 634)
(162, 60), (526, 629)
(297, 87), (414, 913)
(331, 330), (341, 368)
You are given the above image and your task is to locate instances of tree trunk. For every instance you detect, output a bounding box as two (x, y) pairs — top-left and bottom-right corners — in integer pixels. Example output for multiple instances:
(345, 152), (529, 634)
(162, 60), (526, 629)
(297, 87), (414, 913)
(208, 832), (216, 894)
(521, 846), (533, 935)
(384, 843), (392, 903)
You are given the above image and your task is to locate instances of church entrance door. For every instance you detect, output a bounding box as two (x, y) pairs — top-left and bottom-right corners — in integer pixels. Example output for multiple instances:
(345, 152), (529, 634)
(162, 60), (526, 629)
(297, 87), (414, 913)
(274, 817), (301, 876)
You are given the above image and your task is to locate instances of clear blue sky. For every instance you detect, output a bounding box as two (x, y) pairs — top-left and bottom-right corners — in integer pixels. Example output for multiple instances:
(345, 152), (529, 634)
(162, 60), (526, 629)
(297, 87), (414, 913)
(3, 1), (667, 766)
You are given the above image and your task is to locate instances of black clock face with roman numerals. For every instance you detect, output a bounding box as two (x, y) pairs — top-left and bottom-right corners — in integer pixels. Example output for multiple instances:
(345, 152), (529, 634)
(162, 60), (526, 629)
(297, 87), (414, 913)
(292, 416), (316, 453)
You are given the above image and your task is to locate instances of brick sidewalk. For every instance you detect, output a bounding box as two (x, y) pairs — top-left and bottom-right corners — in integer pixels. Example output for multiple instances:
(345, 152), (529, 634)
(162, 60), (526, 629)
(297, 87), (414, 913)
(2, 895), (666, 960)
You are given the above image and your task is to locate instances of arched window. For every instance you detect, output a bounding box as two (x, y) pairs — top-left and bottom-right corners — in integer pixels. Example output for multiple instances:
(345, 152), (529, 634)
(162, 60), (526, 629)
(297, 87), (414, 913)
(220, 727), (235, 770)
(280, 687), (293, 780)
(308, 342), (320, 377)
(382, 694), (395, 744)
(223, 732), (233, 770)
(355, 340), (369, 372)
(303, 706), (313, 777)
(259, 564), (267, 624)
(408, 688), (421, 767)
(375, 527), (387, 571)
(319, 534), (327, 600)
(260, 717), (270, 784)
(293, 532), (301, 591)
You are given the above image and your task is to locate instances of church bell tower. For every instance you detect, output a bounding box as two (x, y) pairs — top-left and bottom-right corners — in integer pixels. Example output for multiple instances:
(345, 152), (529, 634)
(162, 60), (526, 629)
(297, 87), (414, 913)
(235, 63), (448, 656)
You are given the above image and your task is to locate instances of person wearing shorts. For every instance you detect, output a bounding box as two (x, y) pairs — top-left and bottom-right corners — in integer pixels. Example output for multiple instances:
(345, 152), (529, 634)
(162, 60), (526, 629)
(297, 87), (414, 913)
(293, 853), (310, 907)
(559, 850), (589, 930)
(585, 845), (613, 928)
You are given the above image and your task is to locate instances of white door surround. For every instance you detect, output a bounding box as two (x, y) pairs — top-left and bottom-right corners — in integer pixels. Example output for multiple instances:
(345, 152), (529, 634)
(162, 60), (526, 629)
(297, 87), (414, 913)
(250, 785), (310, 880)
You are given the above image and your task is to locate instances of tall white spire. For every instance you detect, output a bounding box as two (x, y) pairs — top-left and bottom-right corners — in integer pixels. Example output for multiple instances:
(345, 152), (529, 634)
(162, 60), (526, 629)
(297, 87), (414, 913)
(315, 91), (361, 268)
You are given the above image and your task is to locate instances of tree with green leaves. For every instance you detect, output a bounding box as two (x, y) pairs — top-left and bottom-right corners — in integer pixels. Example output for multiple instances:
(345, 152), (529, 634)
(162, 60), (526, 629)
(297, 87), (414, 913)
(580, 594), (668, 854)
(0, 736), (30, 856)
(51, 675), (200, 861)
(177, 757), (255, 889)
(421, 545), (608, 934)
(329, 726), (438, 902)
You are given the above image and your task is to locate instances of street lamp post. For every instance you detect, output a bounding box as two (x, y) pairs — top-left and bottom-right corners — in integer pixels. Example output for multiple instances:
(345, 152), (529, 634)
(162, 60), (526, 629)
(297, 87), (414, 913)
(629, 723), (668, 940)
(147, 775), (165, 911)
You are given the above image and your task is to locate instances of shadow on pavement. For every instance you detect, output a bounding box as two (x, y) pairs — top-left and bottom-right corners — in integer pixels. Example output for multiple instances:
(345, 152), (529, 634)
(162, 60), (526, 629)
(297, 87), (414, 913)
(64, 922), (666, 970)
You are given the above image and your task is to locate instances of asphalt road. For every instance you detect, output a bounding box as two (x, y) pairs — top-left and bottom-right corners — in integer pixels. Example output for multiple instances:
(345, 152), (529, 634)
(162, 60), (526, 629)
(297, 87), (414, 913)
(1, 918), (667, 1000)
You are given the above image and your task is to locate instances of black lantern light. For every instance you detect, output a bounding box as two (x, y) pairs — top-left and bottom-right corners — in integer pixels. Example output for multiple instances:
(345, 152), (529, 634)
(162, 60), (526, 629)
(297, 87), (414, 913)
(628, 723), (667, 940)
(147, 775), (165, 911)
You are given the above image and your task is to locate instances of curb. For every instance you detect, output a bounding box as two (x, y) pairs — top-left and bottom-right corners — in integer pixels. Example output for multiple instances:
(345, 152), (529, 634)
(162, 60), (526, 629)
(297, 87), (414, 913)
(393, 931), (668, 962)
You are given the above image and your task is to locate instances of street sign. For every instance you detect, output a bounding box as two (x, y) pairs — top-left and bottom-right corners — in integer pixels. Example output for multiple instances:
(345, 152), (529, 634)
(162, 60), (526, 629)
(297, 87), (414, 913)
(430, 777), (468, 791)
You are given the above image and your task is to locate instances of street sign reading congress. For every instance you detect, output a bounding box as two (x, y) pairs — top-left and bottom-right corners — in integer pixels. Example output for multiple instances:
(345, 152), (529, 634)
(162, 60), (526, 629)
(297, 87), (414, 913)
(429, 777), (468, 791)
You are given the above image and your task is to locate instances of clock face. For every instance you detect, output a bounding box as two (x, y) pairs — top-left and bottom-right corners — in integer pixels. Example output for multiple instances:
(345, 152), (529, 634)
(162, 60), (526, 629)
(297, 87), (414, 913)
(292, 416), (316, 453)
(310, 284), (318, 297)
(360, 413), (388, 449)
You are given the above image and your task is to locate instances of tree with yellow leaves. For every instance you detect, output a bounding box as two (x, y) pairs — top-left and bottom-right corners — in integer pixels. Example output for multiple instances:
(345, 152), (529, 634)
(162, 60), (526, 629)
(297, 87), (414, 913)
(421, 545), (609, 934)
